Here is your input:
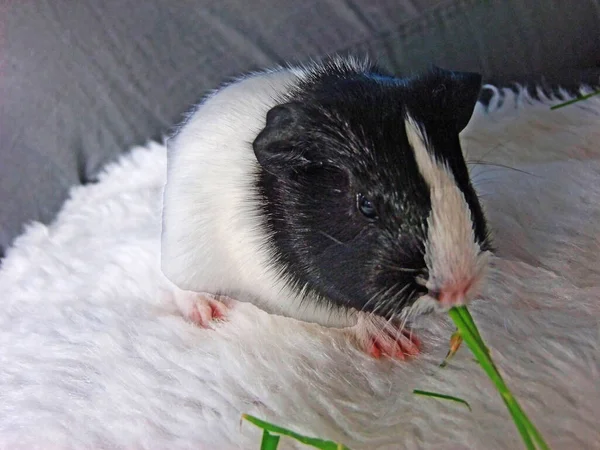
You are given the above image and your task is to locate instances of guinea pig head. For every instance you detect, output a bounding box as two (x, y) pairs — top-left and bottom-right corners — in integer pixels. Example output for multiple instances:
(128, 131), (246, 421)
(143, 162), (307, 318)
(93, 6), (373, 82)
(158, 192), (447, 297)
(252, 66), (492, 320)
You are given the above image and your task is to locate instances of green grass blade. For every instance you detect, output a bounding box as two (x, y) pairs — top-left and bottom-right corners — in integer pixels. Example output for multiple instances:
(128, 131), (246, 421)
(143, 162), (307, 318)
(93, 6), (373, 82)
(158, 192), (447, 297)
(520, 408), (552, 450)
(449, 307), (550, 450)
(463, 308), (550, 450)
(449, 309), (533, 449)
(242, 414), (351, 450)
(505, 403), (536, 450)
(455, 307), (487, 353)
(550, 90), (600, 110)
(456, 307), (481, 341)
(261, 430), (281, 450)
(413, 389), (472, 411)
(242, 305), (551, 450)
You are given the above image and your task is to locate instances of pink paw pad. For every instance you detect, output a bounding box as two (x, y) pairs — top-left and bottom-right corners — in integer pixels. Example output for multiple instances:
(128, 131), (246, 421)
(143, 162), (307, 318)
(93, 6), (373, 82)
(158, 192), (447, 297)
(367, 329), (421, 359)
(350, 313), (421, 360)
(188, 296), (228, 327)
(172, 290), (231, 329)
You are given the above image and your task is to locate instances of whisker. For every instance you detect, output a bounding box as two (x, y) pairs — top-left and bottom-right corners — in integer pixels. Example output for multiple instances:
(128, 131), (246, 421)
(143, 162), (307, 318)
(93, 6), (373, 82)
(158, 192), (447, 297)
(467, 160), (538, 177)
(370, 283), (401, 317)
(388, 292), (419, 351)
(371, 293), (395, 318)
(472, 138), (512, 162)
(381, 286), (407, 318)
(398, 294), (418, 335)
(397, 295), (413, 330)
(361, 285), (391, 314)
(375, 283), (412, 318)
(414, 276), (427, 287)
(379, 264), (422, 273)
(318, 230), (347, 246)
(382, 286), (408, 322)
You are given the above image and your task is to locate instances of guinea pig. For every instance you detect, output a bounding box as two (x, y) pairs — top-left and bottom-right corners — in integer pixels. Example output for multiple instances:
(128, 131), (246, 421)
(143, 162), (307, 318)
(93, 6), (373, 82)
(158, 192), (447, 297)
(160, 56), (492, 359)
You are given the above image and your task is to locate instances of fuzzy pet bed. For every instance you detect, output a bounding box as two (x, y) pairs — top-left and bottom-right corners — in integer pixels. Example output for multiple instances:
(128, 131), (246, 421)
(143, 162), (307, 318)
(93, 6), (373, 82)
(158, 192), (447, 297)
(1, 87), (599, 450)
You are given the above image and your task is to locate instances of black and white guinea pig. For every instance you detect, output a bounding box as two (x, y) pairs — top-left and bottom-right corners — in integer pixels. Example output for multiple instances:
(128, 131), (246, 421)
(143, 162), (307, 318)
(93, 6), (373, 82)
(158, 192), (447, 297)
(160, 56), (492, 359)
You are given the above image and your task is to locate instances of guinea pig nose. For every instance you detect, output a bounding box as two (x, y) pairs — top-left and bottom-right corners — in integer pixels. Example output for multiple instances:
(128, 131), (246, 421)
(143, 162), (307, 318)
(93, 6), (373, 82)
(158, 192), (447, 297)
(431, 277), (476, 307)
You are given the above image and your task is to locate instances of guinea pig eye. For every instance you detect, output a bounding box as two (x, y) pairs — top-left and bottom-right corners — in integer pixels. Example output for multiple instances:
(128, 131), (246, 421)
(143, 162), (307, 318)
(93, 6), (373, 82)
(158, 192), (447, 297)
(357, 193), (377, 220)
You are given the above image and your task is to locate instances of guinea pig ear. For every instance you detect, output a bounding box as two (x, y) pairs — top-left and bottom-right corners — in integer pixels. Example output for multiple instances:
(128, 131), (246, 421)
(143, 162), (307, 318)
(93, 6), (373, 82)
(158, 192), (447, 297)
(253, 102), (310, 170)
(423, 66), (483, 132)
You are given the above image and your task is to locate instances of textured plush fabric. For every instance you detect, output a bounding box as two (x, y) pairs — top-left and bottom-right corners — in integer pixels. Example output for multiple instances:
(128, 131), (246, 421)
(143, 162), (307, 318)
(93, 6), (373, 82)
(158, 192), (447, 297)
(1, 88), (599, 449)
(2, 0), (600, 255)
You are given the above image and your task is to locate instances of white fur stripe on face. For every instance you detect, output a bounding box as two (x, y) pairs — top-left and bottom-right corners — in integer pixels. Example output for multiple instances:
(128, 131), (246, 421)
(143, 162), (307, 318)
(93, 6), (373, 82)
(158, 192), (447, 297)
(404, 115), (487, 298)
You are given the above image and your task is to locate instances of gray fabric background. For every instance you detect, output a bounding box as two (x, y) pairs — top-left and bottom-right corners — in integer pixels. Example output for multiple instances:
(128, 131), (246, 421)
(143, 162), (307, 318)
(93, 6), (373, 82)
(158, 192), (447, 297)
(1, 0), (599, 256)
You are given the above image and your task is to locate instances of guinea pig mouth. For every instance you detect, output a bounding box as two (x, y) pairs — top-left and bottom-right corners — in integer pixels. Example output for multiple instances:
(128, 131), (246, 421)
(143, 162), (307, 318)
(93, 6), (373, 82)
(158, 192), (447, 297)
(421, 250), (491, 313)
(429, 278), (475, 308)
(426, 272), (487, 313)
(398, 273), (487, 319)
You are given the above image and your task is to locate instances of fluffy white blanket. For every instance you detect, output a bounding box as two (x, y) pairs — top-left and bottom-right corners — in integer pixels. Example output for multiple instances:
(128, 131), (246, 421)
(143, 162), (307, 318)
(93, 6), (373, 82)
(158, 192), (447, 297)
(1, 88), (599, 450)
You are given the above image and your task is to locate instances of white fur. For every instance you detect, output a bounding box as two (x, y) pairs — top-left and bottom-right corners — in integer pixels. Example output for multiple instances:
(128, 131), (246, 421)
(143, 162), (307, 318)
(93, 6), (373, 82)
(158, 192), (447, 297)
(404, 115), (489, 308)
(1, 87), (600, 449)
(161, 60), (370, 328)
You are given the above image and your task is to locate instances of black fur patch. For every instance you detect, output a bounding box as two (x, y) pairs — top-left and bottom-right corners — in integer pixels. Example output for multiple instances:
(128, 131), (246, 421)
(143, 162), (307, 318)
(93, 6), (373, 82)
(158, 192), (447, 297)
(253, 59), (489, 318)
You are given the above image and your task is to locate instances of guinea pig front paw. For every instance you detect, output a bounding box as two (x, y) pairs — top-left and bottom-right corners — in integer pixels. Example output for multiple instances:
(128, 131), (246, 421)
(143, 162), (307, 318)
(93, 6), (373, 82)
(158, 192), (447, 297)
(348, 313), (421, 360)
(171, 290), (232, 329)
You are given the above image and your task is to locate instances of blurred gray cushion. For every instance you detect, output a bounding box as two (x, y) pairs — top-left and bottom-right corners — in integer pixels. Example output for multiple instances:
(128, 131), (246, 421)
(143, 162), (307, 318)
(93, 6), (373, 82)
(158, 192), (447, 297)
(1, 0), (599, 256)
